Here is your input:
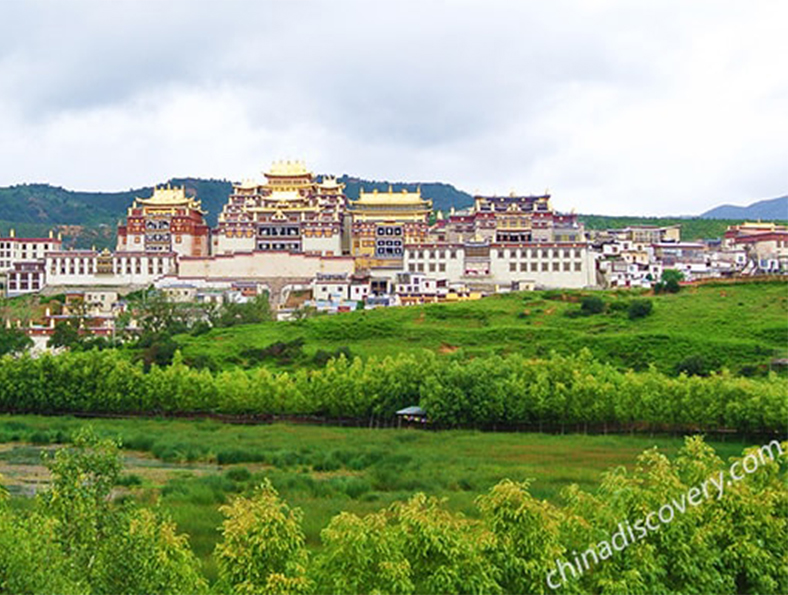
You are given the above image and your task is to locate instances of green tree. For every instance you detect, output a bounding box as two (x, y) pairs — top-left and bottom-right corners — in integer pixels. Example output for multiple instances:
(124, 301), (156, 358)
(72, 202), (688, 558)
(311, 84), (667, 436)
(0, 324), (32, 355)
(39, 427), (123, 568)
(0, 508), (85, 594)
(313, 511), (413, 594)
(655, 269), (684, 293)
(48, 320), (82, 350)
(392, 493), (500, 594)
(477, 480), (563, 595)
(92, 507), (207, 595)
(214, 479), (312, 595)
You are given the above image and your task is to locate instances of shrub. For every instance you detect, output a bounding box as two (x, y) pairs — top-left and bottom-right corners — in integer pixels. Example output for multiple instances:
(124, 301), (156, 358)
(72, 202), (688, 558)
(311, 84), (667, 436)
(675, 354), (711, 377)
(607, 300), (629, 312)
(580, 296), (606, 315)
(313, 346), (353, 367)
(628, 299), (654, 320)
(116, 473), (143, 487)
(29, 431), (52, 445)
(190, 321), (212, 337)
(225, 467), (252, 483)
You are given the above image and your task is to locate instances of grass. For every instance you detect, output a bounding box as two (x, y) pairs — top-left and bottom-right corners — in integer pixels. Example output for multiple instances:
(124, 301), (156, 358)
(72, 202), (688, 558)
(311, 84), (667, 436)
(0, 415), (755, 582)
(173, 280), (788, 375)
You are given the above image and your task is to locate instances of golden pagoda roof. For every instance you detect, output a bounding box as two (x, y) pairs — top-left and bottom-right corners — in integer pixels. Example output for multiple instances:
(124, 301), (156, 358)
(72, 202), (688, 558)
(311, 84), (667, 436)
(265, 159), (311, 177)
(136, 185), (203, 212)
(236, 178), (261, 190)
(319, 175), (344, 190)
(268, 189), (303, 201)
(354, 187), (430, 206)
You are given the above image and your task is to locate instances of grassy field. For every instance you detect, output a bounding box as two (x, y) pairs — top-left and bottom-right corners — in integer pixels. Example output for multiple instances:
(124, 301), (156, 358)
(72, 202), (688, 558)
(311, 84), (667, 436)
(174, 280), (788, 375)
(0, 415), (756, 581)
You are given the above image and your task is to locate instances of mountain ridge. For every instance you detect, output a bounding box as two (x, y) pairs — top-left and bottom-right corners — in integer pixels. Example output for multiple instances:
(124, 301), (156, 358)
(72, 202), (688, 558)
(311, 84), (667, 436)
(700, 195), (787, 220)
(0, 179), (785, 248)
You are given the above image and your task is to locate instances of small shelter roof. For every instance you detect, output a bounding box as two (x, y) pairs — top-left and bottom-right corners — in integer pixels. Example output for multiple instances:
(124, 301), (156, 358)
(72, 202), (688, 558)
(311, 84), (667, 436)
(396, 406), (426, 416)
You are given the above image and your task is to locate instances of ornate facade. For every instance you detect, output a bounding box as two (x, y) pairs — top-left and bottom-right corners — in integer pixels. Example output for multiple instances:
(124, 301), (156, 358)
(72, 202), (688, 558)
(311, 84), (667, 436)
(116, 185), (210, 258)
(348, 187), (432, 270)
(214, 160), (346, 256)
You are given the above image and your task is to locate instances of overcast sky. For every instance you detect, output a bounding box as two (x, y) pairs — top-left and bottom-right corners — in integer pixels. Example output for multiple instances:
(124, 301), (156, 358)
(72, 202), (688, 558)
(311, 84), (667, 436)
(0, 0), (786, 215)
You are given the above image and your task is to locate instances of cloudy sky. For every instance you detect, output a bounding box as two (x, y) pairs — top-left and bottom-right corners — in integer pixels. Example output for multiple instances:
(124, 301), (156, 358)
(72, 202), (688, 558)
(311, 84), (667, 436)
(0, 0), (785, 215)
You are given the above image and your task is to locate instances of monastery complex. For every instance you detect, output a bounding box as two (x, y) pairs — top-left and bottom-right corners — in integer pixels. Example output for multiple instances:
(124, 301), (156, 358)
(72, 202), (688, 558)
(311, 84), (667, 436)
(2, 160), (787, 321)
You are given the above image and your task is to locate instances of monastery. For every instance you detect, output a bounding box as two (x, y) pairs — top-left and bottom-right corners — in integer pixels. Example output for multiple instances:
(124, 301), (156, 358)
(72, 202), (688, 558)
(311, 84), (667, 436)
(5, 160), (782, 317)
(0, 160), (597, 306)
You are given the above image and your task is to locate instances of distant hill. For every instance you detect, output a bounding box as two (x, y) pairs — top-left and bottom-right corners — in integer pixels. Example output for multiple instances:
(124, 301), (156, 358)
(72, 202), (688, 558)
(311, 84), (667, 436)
(700, 196), (788, 220)
(338, 176), (474, 212)
(0, 179), (233, 248)
(0, 176), (473, 248)
(1, 177), (784, 249)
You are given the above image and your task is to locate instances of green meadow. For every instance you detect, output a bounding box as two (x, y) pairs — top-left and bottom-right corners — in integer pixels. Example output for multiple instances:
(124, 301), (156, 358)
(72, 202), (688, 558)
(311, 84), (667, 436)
(175, 279), (788, 375)
(0, 415), (756, 581)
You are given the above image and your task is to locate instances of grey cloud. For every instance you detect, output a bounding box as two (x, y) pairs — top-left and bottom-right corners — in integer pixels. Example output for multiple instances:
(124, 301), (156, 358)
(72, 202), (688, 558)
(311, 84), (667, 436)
(0, 0), (785, 214)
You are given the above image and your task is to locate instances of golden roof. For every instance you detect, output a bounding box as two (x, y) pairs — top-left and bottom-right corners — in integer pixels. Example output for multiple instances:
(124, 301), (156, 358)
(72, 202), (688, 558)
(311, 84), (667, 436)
(319, 175), (344, 190)
(236, 178), (261, 190)
(136, 185), (203, 211)
(354, 187), (430, 206)
(265, 159), (311, 177)
(268, 189), (303, 201)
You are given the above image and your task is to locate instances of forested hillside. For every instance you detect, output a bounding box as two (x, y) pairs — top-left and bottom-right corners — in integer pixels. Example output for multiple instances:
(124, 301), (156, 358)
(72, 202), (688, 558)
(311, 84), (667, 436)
(338, 176), (474, 212)
(1, 178), (785, 249)
(576, 214), (788, 241)
(0, 179), (232, 248)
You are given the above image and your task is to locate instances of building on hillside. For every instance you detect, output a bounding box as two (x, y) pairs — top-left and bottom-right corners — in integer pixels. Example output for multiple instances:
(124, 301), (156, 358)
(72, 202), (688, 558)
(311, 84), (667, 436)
(116, 184), (210, 258)
(0, 229), (63, 273)
(722, 222), (788, 273)
(214, 161), (347, 256)
(608, 225), (681, 245)
(345, 186), (434, 294)
(44, 248), (177, 289)
(6, 261), (46, 297)
(1, 229), (63, 296)
(348, 187), (433, 269)
(397, 191), (597, 293)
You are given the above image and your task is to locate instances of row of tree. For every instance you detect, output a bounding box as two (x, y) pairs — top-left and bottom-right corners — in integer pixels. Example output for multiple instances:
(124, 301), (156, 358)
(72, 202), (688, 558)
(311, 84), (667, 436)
(0, 348), (784, 433)
(2, 432), (785, 594)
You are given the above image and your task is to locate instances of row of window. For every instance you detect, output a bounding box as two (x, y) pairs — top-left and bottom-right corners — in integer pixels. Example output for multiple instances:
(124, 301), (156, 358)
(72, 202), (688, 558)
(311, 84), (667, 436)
(0, 243), (54, 250)
(510, 261), (583, 272)
(409, 250), (458, 260)
(408, 263), (447, 273)
(8, 281), (41, 291)
(258, 242), (301, 251)
(408, 248), (584, 261)
(498, 248), (583, 259)
(50, 257), (168, 276)
(259, 226), (300, 237)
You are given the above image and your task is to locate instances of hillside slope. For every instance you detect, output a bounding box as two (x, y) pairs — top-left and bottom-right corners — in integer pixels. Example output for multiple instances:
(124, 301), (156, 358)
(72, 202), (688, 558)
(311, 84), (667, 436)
(174, 280), (788, 377)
